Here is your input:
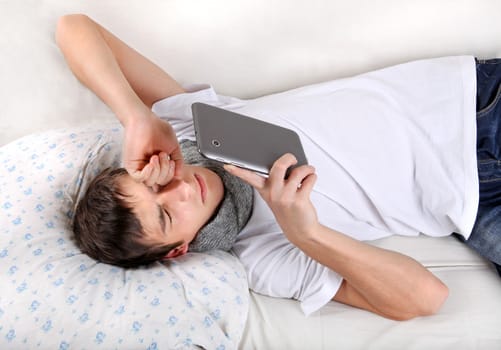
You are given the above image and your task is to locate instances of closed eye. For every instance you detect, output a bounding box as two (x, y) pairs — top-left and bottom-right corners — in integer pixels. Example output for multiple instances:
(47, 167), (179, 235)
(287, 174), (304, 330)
(157, 205), (172, 233)
(164, 208), (172, 224)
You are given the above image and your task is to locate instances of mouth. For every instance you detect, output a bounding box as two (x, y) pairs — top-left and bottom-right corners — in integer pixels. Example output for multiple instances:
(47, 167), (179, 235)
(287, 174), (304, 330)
(194, 173), (206, 203)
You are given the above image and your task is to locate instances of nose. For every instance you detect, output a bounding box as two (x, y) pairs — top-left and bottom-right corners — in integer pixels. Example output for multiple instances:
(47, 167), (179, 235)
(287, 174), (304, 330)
(158, 178), (192, 203)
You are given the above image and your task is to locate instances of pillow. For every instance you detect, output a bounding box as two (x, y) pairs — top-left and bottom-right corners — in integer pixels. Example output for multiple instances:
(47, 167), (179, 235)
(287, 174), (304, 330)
(0, 123), (249, 349)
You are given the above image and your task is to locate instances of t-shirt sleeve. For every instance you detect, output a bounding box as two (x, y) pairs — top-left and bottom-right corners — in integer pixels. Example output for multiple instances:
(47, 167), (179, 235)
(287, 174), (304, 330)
(151, 84), (244, 140)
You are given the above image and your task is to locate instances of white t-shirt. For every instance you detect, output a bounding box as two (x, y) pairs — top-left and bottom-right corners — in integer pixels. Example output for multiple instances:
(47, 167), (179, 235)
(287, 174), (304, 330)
(152, 56), (478, 315)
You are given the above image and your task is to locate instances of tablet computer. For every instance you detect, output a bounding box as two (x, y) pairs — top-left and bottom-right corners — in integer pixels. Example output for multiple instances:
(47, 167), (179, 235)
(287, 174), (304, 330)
(192, 102), (308, 176)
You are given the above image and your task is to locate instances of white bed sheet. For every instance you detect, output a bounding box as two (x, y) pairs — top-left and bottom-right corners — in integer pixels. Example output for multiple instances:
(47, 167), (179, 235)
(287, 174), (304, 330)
(241, 235), (501, 349)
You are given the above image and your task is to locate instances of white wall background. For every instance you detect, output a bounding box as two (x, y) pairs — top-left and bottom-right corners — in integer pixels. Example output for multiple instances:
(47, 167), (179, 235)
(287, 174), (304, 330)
(1, 0), (501, 145)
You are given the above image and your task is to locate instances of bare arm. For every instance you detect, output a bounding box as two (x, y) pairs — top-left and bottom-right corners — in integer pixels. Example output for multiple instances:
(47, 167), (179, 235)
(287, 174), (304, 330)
(225, 155), (449, 321)
(296, 222), (449, 320)
(56, 14), (184, 121)
(56, 14), (185, 186)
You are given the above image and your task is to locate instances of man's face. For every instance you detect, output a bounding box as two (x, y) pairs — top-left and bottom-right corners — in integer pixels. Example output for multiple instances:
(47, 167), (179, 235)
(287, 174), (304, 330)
(118, 165), (224, 257)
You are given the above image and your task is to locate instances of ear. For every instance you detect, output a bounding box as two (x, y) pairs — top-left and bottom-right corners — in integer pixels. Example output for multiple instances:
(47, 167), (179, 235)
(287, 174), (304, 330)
(164, 243), (188, 259)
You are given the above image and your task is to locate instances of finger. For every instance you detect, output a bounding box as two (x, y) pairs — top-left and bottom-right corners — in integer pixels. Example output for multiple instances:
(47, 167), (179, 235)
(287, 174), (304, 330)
(297, 172), (317, 198)
(285, 165), (316, 189)
(268, 154), (297, 195)
(224, 164), (266, 190)
(276, 165), (314, 202)
(156, 153), (172, 186)
(170, 147), (184, 178)
(144, 155), (160, 187)
(173, 158), (183, 179)
(269, 154), (298, 182)
(124, 160), (145, 176)
(124, 157), (148, 178)
(167, 160), (176, 183)
(131, 162), (153, 183)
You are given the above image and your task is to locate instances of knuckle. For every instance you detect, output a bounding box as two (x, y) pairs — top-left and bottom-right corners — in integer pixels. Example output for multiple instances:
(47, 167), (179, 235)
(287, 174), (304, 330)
(274, 162), (289, 173)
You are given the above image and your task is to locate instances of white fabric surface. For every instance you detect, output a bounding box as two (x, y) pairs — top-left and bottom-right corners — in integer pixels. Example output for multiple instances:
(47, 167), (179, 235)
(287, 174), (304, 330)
(1, 0), (501, 147)
(1, 1), (501, 349)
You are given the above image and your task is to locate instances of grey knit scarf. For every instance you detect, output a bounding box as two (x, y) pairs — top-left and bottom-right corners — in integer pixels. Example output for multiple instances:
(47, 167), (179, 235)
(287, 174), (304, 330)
(180, 140), (254, 252)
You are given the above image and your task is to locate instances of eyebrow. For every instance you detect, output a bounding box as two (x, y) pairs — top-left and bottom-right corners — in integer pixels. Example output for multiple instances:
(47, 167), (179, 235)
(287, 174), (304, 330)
(157, 204), (167, 233)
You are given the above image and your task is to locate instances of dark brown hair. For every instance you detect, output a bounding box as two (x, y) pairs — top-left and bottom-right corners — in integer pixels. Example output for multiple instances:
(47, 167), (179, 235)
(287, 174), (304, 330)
(72, 168), (181, 268)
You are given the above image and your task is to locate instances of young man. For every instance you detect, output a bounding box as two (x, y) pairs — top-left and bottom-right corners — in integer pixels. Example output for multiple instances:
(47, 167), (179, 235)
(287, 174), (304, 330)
(56, 14), (501, 321)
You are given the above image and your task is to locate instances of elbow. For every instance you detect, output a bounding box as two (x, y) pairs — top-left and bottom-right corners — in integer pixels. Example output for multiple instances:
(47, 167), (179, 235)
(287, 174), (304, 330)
(418, 277), (449, 317)
(55, 14), (91, 48)
(393, 276), (449, 321)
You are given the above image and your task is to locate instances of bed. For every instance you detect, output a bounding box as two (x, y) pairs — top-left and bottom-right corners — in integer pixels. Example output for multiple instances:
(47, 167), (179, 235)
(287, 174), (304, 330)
(1, 1), (501, 349)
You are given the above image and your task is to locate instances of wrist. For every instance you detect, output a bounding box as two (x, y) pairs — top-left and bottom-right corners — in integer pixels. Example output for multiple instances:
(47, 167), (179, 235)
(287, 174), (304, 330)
(286, 221), (323, 246)
(120, 103), (153, 128)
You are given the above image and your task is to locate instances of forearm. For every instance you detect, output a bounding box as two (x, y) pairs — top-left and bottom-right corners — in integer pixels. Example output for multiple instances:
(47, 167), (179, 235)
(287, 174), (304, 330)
(293, 224), (449, 320)
(226, 155), (449, 320)
(56, 14), (186, 182)
(56, 15), (150, 125)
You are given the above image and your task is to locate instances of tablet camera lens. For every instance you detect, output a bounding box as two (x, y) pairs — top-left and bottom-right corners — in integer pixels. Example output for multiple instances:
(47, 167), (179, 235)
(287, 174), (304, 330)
(212, 139), (221, 147)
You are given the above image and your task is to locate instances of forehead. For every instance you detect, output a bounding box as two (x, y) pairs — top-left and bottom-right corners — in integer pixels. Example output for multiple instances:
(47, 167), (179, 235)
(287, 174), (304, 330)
(117, 175), (163, 238)
(117, 173), (148, 197)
